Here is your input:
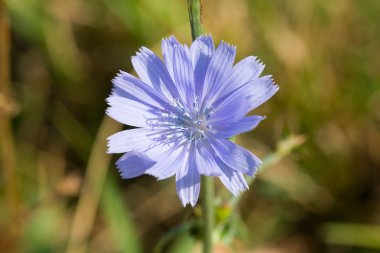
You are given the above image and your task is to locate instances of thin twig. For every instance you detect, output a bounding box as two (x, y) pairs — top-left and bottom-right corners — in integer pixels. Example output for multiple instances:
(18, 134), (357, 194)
(66, 117), (121, 253)
(0, 2), (20, 252)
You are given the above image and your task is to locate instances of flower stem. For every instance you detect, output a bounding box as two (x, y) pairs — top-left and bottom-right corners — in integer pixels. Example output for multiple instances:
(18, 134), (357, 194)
(0, 3), (21, 250)
(201, 176), (214, 253)
(187, 1), (213, 252)
(187, 0), (204, 40)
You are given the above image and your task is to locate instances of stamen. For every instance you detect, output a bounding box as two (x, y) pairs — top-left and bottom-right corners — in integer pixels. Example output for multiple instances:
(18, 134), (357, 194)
(193, 96), (199, 113)
(146, 98), (214, 144)
(204, 105), (214, 119)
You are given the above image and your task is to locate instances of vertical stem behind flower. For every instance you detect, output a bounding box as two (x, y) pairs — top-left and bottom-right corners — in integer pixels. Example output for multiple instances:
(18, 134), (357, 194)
(186, 1), (214, 253)
(0, 3), (20, 252)
(201, 176), (214, 253)
(187, 0), (204, 41)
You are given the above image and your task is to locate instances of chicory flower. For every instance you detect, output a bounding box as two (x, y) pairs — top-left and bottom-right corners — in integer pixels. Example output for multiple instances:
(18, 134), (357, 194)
(107, 35), (278, 206)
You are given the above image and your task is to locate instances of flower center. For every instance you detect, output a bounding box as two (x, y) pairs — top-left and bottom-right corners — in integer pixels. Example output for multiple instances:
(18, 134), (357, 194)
(147, 97), (214, 144)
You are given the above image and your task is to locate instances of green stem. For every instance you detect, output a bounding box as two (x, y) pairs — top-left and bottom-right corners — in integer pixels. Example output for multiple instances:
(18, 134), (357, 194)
(201, 176), (214, 253)
(187, 0), (204, 40)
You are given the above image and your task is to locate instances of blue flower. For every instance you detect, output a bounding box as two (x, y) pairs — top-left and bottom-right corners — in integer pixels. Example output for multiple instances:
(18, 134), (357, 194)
(106, 35), (278, 206)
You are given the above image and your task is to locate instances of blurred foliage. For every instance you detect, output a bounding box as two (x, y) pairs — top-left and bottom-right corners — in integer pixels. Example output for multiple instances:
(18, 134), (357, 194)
(1, 0), (380, 252)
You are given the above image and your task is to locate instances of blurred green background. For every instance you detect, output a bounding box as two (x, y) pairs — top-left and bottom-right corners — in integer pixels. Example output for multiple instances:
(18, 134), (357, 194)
(1, 0), (380, 252)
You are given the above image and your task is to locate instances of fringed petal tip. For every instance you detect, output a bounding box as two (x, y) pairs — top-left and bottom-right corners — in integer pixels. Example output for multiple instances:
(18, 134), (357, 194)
(219, 171), (249, 196)
(176, 153), (200, 207)
(219, 40), (237, 50)
(182, 199), (198, 207)
(115, 152), (155, 179)
(105, 140), (112, 154)
(264, 75), (280, 91)
(178, 190), (200, 207)
(191, 33), (214, 47)
(162, 35), (180, 44)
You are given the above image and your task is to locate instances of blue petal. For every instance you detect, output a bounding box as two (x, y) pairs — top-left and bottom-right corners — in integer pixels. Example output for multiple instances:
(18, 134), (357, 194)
(132, 47), (180, 100)
(107, 128), (159, 154)
(213, 153), (249, 195)
(195, 142), (221, 176)
(162, 37), (195, 106)
(219, 166), (249, 196)
(212, 116), (265, 138)
(190, 35), (215, 97)
(162, 35), (181, 79)
(246, 75), (279, 111)
(171, 44), (195, 106)
(145, 144), (188, 180)
(106, 96), (158, 127)
(176, 148), (200, 206)
(212, 76), (279, 122)
(112, 71), (167, 110)
(202, 41), (236, 102)
(211, 56), (265, 103)
(208, 137), (261, 176)
(209, 95), (249, 123)
(112, 133), (177, 178)
(116, 151), (155, 179)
